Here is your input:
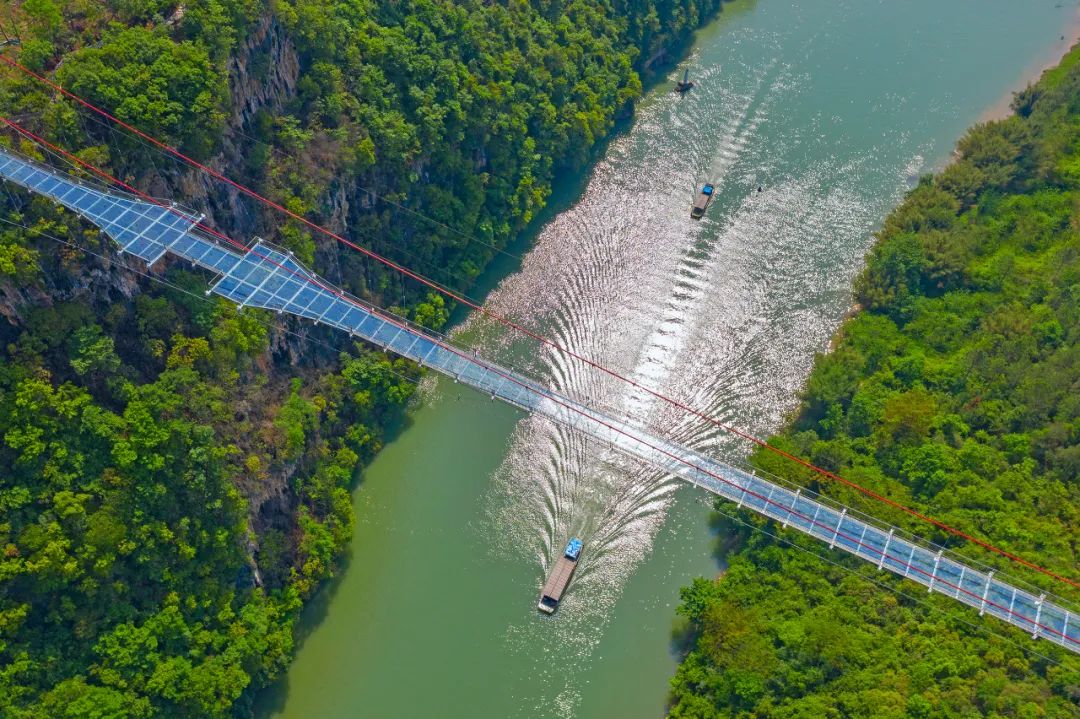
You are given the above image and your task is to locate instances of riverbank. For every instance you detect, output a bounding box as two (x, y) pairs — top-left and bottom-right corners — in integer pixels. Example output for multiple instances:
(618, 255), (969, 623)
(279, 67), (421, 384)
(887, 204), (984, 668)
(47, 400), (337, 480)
(669, 37), (1080, 719)
(980, 6), (1080, 122)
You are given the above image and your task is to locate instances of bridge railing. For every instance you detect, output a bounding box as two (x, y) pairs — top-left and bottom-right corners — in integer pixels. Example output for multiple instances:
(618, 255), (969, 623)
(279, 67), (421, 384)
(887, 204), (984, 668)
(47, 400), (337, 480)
(1, 146), (1077, 655)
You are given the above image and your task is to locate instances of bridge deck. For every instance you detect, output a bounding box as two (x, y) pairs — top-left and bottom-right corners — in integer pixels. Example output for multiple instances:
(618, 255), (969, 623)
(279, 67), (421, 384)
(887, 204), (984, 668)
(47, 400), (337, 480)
(1, 147), (1075, 655)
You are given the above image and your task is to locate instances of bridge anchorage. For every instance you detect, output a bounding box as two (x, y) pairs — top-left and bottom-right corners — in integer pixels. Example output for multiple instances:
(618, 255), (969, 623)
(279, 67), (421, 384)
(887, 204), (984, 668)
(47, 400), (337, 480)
(0, 145), (1076, 655)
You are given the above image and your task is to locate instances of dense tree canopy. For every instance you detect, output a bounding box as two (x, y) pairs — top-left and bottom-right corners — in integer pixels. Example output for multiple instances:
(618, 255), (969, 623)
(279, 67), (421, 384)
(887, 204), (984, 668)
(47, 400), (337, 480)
(668, 43), (1080, 719)
(55, 26), (226, 159)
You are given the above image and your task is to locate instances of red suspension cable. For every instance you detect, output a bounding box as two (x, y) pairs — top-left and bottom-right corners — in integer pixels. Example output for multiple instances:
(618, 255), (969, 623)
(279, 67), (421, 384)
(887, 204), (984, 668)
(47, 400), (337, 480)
(3, 55), (1078, 593)
(5, 116), (1079, 644)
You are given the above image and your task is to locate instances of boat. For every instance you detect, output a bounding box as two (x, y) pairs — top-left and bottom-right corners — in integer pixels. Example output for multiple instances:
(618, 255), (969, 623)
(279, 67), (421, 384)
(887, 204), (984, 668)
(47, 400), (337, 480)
(691, 183), (714, 219)
(675, 68), (694, 93)
(537, 538), (583, 614)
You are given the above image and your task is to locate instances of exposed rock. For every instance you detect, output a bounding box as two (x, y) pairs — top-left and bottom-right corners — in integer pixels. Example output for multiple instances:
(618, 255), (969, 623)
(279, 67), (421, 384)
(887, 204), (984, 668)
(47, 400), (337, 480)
(326, 179), (353, 237)
(164, 4), (187, 27)
(171, 13), (301, 242)
(11, 13), (315, 576)
(227, 14), (299, 136)
(0, 230), (145, 324)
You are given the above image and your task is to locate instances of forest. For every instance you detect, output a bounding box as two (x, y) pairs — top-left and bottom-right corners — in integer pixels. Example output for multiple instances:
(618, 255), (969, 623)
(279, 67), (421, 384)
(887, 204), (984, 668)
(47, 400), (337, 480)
(0, 0), (725, 716)
(668, 43), (1080, 718)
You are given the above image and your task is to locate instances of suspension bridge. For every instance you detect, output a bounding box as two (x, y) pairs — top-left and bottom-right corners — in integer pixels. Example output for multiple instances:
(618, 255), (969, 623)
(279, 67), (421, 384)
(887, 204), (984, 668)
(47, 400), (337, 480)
(0, 144), (1077, 656)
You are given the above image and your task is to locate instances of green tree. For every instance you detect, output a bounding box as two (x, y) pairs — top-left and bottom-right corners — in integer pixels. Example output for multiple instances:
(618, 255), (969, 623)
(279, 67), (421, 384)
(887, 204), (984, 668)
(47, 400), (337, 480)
(56, 26), (225, 159)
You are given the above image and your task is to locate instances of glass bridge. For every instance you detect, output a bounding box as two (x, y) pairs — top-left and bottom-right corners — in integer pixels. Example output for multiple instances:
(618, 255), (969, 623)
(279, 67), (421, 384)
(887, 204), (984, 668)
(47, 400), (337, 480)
(1, 146), (1076, 656)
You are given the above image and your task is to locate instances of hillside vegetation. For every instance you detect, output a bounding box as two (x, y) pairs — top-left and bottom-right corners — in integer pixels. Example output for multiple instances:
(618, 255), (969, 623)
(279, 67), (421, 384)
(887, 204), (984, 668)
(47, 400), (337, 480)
(0, 0), (725, 716)
(668, 45), (1080, 718)
(4, 0), (723, 298)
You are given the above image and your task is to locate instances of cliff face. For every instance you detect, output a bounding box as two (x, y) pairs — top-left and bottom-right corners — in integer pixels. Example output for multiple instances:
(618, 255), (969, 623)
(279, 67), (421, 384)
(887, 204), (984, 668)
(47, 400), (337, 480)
(229, 15), (300, 134)
(177, 14), (301, 241)
(0, 244), (142, 325)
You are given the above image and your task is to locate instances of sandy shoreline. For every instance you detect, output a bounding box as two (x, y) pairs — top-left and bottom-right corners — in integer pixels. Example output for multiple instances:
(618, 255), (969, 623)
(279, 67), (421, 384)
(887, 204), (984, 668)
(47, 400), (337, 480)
(980, 4), (1080, 122)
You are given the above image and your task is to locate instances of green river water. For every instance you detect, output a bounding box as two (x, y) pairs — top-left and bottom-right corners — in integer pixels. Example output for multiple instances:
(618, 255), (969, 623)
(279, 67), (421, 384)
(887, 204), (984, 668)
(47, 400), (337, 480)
(258, 1), (1078, 717)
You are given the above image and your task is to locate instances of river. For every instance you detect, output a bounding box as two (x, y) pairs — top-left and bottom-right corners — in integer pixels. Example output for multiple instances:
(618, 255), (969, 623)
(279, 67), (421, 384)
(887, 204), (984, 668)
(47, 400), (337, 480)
(257, 1), (1077, 717)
